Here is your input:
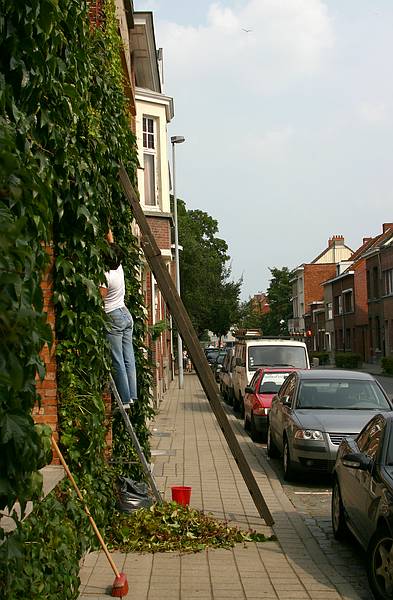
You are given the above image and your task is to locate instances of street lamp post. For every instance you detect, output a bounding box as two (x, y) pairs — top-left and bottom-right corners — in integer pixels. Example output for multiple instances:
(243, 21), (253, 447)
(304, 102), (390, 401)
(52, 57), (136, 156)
(171, 135), (185, 389)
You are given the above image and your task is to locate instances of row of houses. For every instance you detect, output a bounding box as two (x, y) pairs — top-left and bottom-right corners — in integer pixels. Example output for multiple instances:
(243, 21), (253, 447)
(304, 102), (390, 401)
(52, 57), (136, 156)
(288, 224), (393, 362)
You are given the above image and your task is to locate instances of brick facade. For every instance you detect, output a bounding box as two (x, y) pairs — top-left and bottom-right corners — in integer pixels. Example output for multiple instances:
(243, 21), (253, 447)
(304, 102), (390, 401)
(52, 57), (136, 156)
(33, 245), (59, 463)
(146, 216), (171, 251)
(304, 264), (337, 309)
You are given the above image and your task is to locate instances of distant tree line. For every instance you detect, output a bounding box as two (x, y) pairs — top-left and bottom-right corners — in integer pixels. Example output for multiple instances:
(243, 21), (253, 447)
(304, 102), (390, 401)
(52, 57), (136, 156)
(175, 197), (292, 340)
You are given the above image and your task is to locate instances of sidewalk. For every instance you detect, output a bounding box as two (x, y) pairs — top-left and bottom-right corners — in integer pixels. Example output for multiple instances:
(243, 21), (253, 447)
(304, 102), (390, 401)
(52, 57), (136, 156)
(79, 374), (363, 600)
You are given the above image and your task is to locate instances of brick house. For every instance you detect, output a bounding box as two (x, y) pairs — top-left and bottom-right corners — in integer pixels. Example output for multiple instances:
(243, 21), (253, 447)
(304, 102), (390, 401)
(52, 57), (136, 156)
(364, 224), (393, 359)
(322, 237), (373, 360)
(130, 12), (176, 405)
(288, 235), (353, 352)
(251, 292), (270, 315)
(34, 4), (177, 441)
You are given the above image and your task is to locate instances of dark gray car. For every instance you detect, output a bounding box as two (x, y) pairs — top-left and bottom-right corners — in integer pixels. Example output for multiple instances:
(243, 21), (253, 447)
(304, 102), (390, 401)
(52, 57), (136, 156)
(267, 369), (393, 480)
(332, 412), (393, 600)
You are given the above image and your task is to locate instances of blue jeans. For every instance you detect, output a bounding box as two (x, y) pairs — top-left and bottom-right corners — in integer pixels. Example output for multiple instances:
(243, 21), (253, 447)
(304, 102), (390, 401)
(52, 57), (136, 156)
(106, 307), (137, 405)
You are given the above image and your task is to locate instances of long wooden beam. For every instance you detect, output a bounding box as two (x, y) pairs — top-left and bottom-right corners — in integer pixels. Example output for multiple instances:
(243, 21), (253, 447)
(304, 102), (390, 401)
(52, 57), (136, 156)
(119, 165), (274, 526)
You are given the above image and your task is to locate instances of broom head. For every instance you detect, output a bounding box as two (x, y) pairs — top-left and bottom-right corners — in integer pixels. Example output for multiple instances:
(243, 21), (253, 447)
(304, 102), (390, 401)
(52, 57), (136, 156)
(111, 572), (129, 597)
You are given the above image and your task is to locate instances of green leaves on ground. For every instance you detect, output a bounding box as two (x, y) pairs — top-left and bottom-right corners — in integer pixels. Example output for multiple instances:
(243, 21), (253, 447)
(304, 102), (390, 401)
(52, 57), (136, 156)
(108, 501), (275, 553)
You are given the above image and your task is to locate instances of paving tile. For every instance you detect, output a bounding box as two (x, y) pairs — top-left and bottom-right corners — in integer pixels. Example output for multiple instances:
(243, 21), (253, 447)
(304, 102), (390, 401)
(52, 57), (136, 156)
(78, 375), (364, 600)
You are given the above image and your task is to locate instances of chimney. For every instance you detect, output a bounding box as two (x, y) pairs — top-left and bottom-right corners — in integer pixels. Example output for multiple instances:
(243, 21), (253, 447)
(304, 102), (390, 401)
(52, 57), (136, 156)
(328, 235), (345, 247)
(382, 223), (393, 233)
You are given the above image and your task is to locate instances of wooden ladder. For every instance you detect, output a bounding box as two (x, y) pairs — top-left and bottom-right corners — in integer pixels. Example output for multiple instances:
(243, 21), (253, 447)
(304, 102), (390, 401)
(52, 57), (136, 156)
(119, 165), (274, 526)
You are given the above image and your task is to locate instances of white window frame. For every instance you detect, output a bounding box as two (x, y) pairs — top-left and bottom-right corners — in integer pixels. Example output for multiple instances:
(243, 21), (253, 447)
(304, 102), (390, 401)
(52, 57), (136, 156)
(142, 115), (158, 207)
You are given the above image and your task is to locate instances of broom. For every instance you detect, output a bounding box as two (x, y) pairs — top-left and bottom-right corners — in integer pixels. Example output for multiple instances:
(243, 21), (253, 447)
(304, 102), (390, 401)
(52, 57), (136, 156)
(52, 436), (129, 598)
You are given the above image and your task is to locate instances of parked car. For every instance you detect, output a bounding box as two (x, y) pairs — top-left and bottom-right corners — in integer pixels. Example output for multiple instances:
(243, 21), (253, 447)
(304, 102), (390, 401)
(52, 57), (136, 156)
(219, 348), (235, 402)
(332, 412), (393, 600)
(232, 334), (310, 416)
(211, 350), (227, 383)
(244, 367), (297, 442)
(205, 347), (221, 366)
(267, 369), (392, 480)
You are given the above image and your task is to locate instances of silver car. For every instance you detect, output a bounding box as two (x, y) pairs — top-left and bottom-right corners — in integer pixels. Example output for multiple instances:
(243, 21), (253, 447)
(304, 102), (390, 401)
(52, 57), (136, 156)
(267, 369), (393, 480)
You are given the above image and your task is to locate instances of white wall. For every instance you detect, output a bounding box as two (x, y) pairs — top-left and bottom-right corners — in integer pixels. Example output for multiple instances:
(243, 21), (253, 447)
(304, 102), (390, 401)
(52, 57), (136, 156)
(135, 97), (171, 213)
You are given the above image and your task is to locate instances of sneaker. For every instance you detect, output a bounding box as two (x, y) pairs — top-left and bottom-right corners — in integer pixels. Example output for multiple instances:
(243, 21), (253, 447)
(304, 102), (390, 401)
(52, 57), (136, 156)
(122, 401), (133, 410)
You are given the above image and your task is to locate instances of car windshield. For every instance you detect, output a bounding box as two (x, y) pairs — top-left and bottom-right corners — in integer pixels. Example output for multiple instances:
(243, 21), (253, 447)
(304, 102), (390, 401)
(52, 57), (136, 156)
(258, 372), (291, 394)
(248, 345), (308, 370)
(216, 353), (227, 365)
(297, 380), (391, 410)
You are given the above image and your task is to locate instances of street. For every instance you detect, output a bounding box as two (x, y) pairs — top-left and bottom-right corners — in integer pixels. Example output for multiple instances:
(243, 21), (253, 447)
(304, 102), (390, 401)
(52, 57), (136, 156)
(244, 374), (393, 600)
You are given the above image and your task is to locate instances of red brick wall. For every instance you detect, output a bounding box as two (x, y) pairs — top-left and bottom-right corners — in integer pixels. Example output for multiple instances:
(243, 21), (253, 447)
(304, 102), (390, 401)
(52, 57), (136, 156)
(381, 245), (393, 355)
(366, 254), (383, 356)
(146, 217), (171, 250)
(33, 245), (59, 462)
(354, 259), (368, 327)
(304, 264), (336, 313)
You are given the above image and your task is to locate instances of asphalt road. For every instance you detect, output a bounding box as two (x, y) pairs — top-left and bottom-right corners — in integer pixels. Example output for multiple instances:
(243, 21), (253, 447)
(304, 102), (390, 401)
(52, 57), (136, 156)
(258, 375), (393, 600)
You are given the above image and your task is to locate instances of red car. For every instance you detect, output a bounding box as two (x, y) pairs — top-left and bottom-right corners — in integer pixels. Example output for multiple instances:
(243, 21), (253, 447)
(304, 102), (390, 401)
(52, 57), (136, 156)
(243, 367), (297, 442)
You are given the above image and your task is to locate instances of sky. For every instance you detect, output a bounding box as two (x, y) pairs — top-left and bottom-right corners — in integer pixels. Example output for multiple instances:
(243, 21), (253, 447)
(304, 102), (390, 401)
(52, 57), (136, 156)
(135, 0), (393, 299)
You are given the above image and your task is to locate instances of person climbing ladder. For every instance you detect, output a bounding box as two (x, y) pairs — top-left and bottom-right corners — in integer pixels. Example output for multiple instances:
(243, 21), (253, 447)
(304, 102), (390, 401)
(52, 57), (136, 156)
(100, 230), (137, 409)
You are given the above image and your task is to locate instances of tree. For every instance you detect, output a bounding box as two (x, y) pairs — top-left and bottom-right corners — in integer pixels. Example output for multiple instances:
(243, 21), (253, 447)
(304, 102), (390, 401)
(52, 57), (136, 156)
(261, 267), (292, 336)
(176, 199), (241, 338)
(236, 298), (264, 331)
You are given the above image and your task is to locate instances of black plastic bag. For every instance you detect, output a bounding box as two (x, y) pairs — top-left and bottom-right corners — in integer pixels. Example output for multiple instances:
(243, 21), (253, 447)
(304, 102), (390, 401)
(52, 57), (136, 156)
(117, 476), (152, 513)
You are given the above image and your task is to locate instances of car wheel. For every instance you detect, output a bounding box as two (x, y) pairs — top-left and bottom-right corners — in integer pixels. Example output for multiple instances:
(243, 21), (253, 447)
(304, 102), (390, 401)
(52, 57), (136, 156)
(283, 437), (295, 481)
(367, 529), (393, 600)
(250, 414), (263, 442)
(331, 479), (348, 540)
(267, 424), (279, 458)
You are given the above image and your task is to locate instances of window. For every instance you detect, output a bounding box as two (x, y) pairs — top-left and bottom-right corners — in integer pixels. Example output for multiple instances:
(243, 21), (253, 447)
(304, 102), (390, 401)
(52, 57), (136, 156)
(249, 372), (259, 390)
(334, 295), (342, 316)
(143, 116), (155, 149)
(279, 374), (296, 403)
(259, 372), (291, 394)
(357, 416), (385, 460)
(143, 116), (157, 206)
(343, 290), (353, 313)
(297, 381), (390, 411)
(248, 345), (308, 369)
(384, 269), (393, 296)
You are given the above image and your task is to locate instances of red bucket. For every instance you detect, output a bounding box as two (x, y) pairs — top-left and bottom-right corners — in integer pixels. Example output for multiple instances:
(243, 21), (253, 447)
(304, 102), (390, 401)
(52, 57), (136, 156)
(171, 485), (192, 506)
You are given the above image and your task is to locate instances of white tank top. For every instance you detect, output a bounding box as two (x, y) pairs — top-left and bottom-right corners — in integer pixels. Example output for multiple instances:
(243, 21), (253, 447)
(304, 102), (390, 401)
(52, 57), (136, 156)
(103, 264), (125, 313)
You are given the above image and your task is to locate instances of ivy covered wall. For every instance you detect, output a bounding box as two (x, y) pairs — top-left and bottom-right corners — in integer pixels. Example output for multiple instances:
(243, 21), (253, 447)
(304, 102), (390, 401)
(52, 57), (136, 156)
(0, 1), (153, 597)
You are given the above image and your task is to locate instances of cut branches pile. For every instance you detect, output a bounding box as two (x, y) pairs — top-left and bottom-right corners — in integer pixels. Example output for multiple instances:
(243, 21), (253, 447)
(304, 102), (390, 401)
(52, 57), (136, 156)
(108, 502), (276, 553)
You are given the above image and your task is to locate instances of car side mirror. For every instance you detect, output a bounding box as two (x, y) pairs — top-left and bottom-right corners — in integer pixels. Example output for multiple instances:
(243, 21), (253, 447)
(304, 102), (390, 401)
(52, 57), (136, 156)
(312, 357), (320, 368)
(281, 395), (291, 406)
(342, 452), (373, 472)
(245, 386), (253, 394)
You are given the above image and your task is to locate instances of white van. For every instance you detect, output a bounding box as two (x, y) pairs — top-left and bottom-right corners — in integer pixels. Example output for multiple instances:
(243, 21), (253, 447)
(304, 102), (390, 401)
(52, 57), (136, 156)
(232, 335), (310, 415)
